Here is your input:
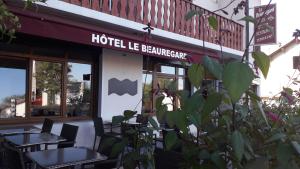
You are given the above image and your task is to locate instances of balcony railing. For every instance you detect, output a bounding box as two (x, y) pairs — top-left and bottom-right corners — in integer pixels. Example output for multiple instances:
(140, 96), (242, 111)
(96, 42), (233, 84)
(62, 0), (243, 51)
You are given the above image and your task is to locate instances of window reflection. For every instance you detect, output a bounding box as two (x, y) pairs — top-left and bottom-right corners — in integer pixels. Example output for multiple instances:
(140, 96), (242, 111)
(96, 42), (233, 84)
(66, 63), (91, 117)
(0, 63), (26, 119)
(158, 65), (175, 74)
(31, 61), (62, 116)
(142, 72), (153, 113)
(157, 78), (175, 111)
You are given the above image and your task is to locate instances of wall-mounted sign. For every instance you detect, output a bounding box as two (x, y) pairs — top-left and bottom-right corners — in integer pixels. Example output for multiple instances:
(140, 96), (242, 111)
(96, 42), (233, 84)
(91, 34), (187, 60)
(254, 4), (277, 45)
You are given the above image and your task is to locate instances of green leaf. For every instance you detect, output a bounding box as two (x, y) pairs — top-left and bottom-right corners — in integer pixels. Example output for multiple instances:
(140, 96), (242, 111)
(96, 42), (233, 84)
(277, 143), (294, 168)
(231, 130), (244, 162)
(252, 51), (270, 78)
(266, 133), (286, 143)
(173, 110), (188, 134)
(148, 117), (159, 130)
(99, 137), (116, 153)
(222, 115), (231, 132)
(184, 91), (205, 114)
(123, 152), (139, 169)
(155, 96), (165, 110)
(185, 10), (203, 20)
(256, 101), (270, 127)
(246, 90), (261, 102)
(210, 151), (226, 169)
(223, 62), (254, 102)
(244, 157), (269, 169)
(167, 80), (178, 91)
(199, 149), (210, 160)
(239, 16), (256, 23)
(155, 96), (167, 122)
(208, 16), (218, 31)
(111, 139), (127, 158)
(188, 112), (201, 128)
(166, 111), (176, 128)
(112, 115), (125, 125)
(123, 110), (137, 119)
(165, 131), (178, 150)
(203, 56), (222, 80)
(177, 90), (189, 107)
(202, 93), (222, 120)
(188, 64), (204, 89)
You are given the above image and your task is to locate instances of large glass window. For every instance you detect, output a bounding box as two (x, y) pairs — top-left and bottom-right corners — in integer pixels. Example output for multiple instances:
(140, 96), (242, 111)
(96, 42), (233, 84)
(31, 61), (62, 116)
(0, 58), (27, 119)
(0, 38), (97, 122)
(66, 63), (92, 117)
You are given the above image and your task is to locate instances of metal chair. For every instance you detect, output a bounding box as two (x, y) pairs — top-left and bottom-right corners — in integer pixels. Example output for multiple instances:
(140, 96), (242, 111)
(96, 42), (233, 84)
(41, 118), (54, 133)
(154, 148), (183, 169)
(3, 142), (26, 169)
(57, 123), (79, 148)
(93, 117), (105, 150)
(93, 134), (123, 169)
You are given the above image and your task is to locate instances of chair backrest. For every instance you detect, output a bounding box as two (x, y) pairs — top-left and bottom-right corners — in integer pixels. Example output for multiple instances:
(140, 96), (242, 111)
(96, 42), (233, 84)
(94, 134), (122, 169)
(58, 123), (79, 148)
(3, 143), (25, 169)
(93, 117), (104, 137)
(154, 148), (183, 169)
(41, 118), (54, 133)
(97, 134), (122, 158)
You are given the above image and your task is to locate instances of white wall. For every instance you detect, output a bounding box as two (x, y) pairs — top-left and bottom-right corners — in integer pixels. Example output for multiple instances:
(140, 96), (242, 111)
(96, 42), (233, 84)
(100, 49), (143, 121)
(260, 44), (300, 98)
(193, 0), (219, 11)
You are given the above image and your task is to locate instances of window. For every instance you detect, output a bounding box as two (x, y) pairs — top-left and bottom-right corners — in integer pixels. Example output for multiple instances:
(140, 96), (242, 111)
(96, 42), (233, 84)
(31, 60), (62, 117)
(0, 37), (97, 122)
(0, 58), (27, 119)
(66, 63), (92, 117)
(142, 60), (189, 112)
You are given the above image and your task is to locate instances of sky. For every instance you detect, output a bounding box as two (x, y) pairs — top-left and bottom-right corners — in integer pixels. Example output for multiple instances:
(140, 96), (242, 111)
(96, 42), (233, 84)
(0, 68), (26, 102)
(261, 0), (300, 54)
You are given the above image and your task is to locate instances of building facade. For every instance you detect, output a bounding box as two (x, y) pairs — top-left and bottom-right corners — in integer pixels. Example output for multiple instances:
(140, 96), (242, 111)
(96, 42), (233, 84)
(259, 38), (300, 99)
(0, 0), (259, 147)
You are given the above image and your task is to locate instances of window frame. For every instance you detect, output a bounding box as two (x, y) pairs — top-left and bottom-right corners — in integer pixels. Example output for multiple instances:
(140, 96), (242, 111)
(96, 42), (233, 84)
(0, 50), (97, 124)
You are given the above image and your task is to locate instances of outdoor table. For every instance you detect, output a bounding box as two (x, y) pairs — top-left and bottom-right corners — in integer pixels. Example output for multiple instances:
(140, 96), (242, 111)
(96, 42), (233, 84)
(0, 126), (41, 136)
(4, 133), (66, 148)
(26, 147), (107, 169)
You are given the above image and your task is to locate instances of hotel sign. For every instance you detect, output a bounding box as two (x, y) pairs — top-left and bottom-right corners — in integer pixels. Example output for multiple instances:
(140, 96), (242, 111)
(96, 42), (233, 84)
(17, 13), (190, 61)
(91, 34), (187, 60)
(254, 4), (277, 45)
